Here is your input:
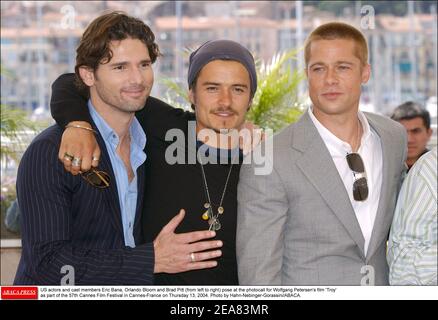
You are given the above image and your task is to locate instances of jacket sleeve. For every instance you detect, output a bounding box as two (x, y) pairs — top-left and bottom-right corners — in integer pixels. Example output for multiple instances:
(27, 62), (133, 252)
(134, 97), (195, 141)
(16, 135), (155, 285)
(236, 142), (288, 285)
(50, 73), (91, 128)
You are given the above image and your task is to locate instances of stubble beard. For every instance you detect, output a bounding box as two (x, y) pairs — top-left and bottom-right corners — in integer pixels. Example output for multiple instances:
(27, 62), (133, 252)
(97, 85), (149, 114)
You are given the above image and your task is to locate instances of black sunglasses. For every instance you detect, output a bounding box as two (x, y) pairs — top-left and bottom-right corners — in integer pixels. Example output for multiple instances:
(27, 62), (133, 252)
(346, 153), (368, 201)
(81, 168), (110, 188)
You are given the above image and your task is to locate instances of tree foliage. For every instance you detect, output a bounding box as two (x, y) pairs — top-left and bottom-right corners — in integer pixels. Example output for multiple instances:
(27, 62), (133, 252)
(1, 65), (41, 162)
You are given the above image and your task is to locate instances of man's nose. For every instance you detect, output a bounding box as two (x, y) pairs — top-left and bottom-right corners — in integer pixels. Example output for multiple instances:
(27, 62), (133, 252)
(218, 88), (232, 107)
(407, 131), (415, 143)
(325, 68), (339, 85)
(128, 67), (144, 84)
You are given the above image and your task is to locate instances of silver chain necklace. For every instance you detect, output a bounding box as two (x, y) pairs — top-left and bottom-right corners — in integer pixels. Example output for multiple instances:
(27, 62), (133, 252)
(198, 154), (234, 231)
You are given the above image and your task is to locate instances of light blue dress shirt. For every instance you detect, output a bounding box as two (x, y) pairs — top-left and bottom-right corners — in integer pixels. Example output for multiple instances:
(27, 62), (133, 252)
(88, 101), (146, 248)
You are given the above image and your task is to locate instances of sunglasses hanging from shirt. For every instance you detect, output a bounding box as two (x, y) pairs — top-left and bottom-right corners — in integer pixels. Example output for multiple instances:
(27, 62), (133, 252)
(81, 168), (110, 188)
(346, 152), (368, 201)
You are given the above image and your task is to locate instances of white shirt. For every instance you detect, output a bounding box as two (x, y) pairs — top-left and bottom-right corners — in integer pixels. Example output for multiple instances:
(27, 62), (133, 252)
(308, 108), (383, 256)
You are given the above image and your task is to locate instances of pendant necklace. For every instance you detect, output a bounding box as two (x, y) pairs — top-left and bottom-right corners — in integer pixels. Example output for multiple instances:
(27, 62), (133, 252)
(198, 154), (235, 231)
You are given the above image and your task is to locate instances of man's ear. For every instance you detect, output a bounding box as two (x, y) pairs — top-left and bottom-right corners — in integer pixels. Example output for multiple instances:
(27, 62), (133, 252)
(361, 63), (371, 84)
(188, 89), (197, 111)
(188, 89), (195, 104)
(78, 66), (95, 87)
(247, 99), (253, 111)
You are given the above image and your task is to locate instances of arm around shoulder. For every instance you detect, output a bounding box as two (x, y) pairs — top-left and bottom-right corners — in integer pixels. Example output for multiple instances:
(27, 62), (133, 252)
(50, 73), (91, 128)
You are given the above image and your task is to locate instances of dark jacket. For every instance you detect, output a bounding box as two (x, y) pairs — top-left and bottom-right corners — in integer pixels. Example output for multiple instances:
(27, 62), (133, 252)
(14, 120), (154, 285)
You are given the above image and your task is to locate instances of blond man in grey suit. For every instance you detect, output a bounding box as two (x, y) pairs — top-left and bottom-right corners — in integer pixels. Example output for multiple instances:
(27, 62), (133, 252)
(237, 22), (407, 285)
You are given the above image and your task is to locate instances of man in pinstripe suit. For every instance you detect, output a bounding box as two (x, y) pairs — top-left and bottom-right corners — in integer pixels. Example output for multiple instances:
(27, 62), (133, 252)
(14, 12), (221, 285)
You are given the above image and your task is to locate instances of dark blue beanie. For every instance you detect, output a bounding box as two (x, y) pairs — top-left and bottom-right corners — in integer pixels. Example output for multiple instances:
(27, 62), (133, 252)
(188, 40), (257, 99)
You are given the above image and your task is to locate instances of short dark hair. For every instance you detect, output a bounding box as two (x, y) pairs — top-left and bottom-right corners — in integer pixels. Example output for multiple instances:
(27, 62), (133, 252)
(390, 101), (431, 129)
(75, 11), (160, 89)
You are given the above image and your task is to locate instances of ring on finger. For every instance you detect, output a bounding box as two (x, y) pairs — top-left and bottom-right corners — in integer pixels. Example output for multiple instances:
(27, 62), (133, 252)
(92, 156), (100, 162)
(64, 152), (74, 162)
(190, 252), (196, 263)
(72, 157), (82, 167)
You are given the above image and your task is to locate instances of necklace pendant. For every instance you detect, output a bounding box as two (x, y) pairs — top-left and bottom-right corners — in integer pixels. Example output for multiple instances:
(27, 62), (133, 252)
(202, 205), (212, 221)
(202, 210), (209, 221)
(208, 217), (221, 231)
(217, 206), (224, 214)
(211, 218), (221, 231)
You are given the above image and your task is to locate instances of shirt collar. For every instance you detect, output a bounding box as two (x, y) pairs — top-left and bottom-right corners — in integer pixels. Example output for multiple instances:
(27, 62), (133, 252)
(308, 106), (371, 157)
(196, 139), (243, 162)
(88, 100), (146, 150)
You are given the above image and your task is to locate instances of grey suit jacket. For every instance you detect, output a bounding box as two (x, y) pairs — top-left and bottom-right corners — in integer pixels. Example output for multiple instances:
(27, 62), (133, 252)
(237, 111), (407, 285)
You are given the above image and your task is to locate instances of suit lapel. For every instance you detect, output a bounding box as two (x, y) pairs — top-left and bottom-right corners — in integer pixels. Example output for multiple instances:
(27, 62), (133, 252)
(293, 112), (366, 258)
(93, 124), (124, 240)
(365, 115), (394, 260)
(133, 163), (145, 244)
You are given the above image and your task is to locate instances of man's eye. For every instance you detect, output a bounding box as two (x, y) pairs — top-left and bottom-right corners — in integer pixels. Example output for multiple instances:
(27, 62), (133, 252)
(114, 65), (125, 70)
(206, 87), (218, 91)
(141, 62), (151, 68)
(338, 65), (350, 70)
(312, 67), (323, 72)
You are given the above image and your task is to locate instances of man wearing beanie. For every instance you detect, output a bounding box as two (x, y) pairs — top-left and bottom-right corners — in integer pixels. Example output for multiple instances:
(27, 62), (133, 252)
(50, 36), (259, 284)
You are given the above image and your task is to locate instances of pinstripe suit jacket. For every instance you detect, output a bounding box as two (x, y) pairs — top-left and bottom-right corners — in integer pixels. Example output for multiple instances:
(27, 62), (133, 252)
(14, 123), (154, 285)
